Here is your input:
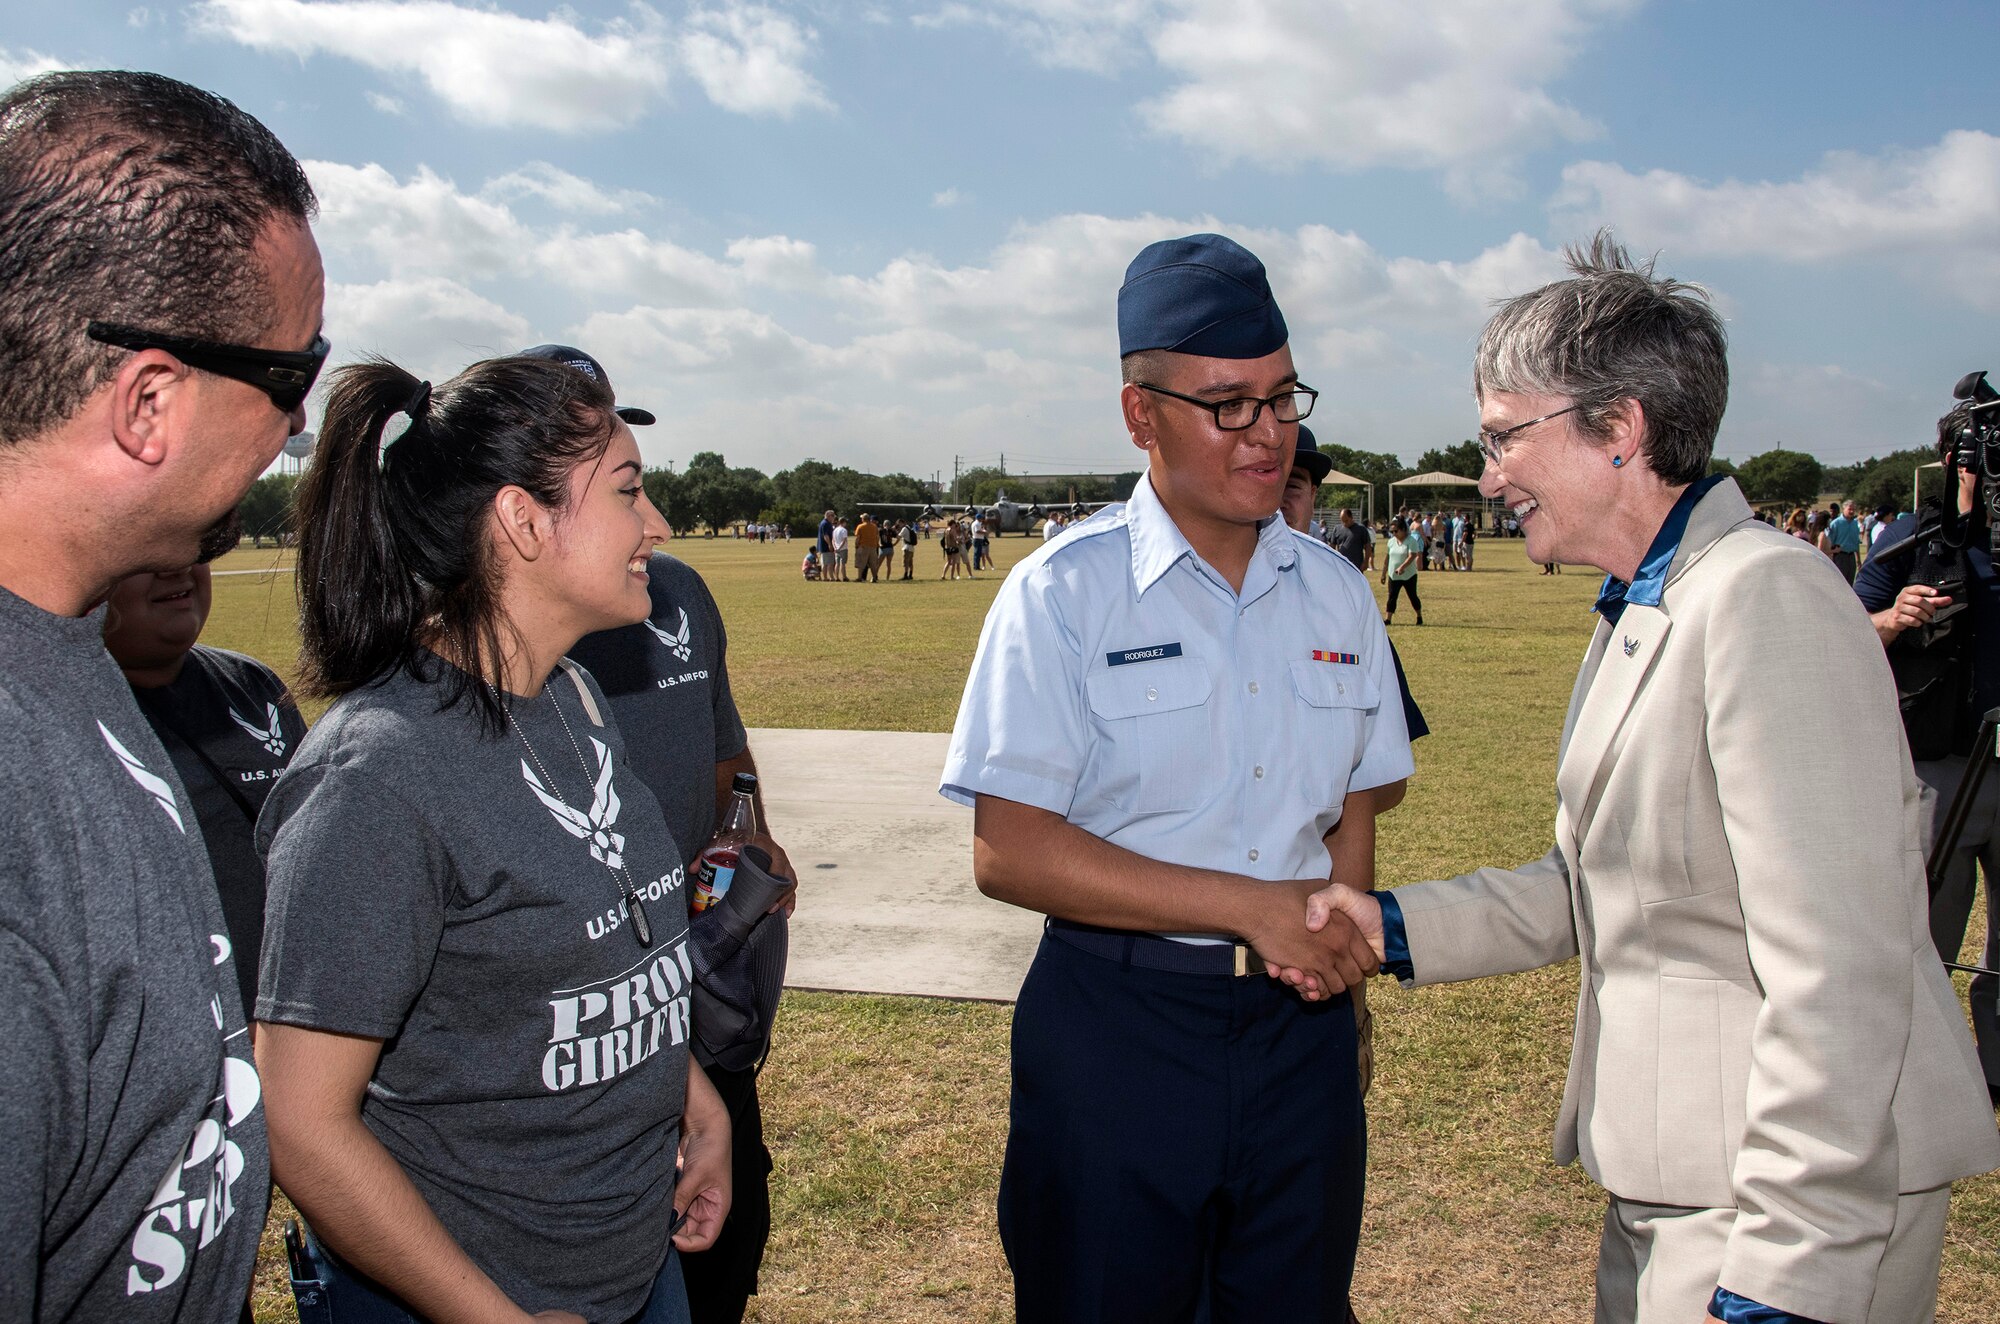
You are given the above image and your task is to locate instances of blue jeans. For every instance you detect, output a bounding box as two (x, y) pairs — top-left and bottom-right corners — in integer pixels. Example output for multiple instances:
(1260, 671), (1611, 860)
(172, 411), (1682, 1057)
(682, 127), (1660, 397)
(290, 1224), (690, 1324)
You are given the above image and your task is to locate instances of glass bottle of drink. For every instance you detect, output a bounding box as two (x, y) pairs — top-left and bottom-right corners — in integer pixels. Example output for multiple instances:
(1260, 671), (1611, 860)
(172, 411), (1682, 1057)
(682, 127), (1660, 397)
(691, 772), (758, 914)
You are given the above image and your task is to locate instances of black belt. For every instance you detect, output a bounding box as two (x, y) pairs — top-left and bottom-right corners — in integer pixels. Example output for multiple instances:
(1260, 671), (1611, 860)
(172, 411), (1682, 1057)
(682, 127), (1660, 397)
(1046, 918), (1259, 977)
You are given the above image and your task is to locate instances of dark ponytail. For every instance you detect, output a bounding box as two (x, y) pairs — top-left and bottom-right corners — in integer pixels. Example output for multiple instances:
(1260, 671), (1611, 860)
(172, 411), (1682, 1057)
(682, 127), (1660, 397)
(294, 354), (617, 731)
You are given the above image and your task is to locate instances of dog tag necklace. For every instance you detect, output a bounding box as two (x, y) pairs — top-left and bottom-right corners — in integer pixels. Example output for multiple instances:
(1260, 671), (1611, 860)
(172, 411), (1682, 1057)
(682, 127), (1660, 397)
(505, 680), (653, 947)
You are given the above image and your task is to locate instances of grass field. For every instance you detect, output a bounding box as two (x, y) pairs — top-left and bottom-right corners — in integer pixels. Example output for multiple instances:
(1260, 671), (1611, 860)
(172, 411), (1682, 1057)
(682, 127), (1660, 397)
(208, 531), (2000, 1322)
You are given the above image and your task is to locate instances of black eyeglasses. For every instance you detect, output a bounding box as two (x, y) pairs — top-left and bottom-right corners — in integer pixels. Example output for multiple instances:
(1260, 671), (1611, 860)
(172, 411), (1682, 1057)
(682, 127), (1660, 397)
(1475, 403), (1582, 465)
(87, 321), (331, 413)
(1137, 382), (1318, 431)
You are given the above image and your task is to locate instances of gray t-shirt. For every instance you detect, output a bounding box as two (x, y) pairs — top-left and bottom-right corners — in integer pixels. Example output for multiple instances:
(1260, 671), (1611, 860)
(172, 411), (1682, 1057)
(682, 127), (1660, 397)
(0, 585), (269, 1322)
(131, 645), (306, 1015)
(569, 552), (748, 855)
(256, 660), (693, 1320)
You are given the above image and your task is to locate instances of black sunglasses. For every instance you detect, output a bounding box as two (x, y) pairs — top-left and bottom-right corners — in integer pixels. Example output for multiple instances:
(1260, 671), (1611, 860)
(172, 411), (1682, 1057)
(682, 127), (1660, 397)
(87, 320), (331, 413)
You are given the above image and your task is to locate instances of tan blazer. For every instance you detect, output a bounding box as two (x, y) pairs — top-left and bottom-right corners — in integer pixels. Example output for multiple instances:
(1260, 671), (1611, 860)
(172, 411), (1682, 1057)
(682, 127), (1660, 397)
(1395, 480), (2000, 1319)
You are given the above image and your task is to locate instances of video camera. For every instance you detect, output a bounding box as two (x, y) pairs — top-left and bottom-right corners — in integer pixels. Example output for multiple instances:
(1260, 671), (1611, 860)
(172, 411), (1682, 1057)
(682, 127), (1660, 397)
(1943, 370), (2000, 558)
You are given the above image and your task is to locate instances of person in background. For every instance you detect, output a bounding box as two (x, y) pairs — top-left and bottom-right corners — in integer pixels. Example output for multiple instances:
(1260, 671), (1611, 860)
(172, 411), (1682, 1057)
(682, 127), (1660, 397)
(1303, 233), (2000, 1324)
(1826, 499), (1862, 582)
(258, 355), (730, 1324)
(556, 342), (798, 1324)
(854, 511), (881, 582)
(973, 514), (994, 570)
(938, 519), (962, 579)
(1279, 423), (1331, 541)
(102, 522), (306, 1014)
(1854, 405), (2000, 1107)
(816, 510), (836, 586)
(1381, 515), (1423, 625)
(900, 518), (918, 579)
(0, 68), (321, 1320)
(1871, 502), (1898, 550)
(831, 517), (850, 581)
(946, 232), (1406, 1323)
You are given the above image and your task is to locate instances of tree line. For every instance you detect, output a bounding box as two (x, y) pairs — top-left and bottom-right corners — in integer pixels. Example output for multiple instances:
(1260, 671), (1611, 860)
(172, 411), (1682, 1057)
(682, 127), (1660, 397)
(226, 441), (1942, 549)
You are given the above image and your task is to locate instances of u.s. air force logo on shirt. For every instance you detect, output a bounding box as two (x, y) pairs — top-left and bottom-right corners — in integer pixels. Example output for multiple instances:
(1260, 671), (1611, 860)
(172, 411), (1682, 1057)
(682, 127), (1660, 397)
(521, 738), (626, 869)
(645, 608), (693, 662)
(99, 721), (184, 832)
(228, 702), (288, 757)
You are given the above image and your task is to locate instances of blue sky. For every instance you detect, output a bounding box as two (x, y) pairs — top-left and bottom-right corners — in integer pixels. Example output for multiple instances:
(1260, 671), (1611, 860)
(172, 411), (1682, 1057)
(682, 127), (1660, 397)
(8, 0), (1999, 479)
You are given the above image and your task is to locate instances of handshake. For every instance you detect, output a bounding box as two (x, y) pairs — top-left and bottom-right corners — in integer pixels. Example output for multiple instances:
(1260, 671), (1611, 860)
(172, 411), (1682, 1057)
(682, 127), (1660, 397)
(1249, 881), (1387, 1002)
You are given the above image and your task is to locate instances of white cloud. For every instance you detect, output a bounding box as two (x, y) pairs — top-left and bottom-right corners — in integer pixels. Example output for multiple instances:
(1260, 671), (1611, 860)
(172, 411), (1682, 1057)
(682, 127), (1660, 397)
(725, 234), (823, 290)
(575, 305), (814, 379)
(306, 160), (535, 277)
(364, 90), (404, 116)
(326, 277), (532, 379)
(1552, 130), (2000, 267)
(912, 0), (1155, 75)
(307, 158), (836, 314)
(486, 162), (654, 216)
(0, 47), (70, 86)
(542, 228), (750, 306)
(918, 0), (1633, 179)
(679, 4), (832, 117)
(194, 0), (832, 131)
(127, 7), (155, 27)
(931, 187), (968, 208)
(302, 153), (1574, 471)
(1147, 0), (1628, 175)
(838, 212), (1562, 355)
(195, 0), (670, 132)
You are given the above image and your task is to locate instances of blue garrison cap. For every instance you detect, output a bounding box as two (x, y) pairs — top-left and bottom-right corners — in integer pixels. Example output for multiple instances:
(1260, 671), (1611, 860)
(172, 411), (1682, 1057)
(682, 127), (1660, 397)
(1292, 424), (1332, 483)
(1118, 233), (1289, 360)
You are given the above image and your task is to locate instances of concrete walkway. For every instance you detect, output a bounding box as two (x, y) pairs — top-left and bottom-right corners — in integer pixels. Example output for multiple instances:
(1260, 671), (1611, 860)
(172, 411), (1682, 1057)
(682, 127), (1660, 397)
(747, 728), (1043, 1003)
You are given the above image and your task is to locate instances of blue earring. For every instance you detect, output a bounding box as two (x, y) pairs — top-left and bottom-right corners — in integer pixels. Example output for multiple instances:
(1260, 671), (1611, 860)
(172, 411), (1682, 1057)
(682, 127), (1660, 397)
(1611, 455), (1625, 467)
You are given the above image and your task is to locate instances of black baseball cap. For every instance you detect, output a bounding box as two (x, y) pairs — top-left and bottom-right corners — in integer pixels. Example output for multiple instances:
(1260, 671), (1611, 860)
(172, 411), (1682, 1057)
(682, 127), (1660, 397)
(515, 343), (656, 426)
(1292, 423), (1332, 484)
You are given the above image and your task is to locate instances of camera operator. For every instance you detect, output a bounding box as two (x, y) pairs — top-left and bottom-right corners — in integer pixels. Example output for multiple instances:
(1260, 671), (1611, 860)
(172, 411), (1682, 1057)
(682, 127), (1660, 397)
(1854, 398), (2000, 1103)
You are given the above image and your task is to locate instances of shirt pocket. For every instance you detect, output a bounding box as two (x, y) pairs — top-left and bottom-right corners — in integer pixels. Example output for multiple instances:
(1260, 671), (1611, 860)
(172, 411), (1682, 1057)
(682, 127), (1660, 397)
(1288, 660), (1379, 806)
(1085, 658), (1214, 815)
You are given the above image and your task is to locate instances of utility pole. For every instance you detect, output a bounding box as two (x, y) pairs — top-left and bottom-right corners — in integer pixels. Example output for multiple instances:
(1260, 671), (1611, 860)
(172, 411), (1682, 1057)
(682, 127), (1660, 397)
(952, 455), (962, 503)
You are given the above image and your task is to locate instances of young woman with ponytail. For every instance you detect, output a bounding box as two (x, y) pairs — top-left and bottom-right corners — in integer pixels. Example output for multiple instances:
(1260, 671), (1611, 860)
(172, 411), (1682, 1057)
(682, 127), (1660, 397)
(254, 355), (727, 1324)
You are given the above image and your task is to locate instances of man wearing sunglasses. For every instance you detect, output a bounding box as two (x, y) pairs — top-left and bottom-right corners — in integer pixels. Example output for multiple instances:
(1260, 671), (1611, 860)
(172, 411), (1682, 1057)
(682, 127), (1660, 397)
(944, 233), (1408, 1322)
(0, 70), (322, 1321)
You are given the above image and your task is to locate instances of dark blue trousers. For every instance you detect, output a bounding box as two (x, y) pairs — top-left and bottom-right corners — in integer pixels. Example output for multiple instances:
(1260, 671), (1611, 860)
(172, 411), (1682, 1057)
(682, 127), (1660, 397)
(1000, 933), (1366, 1323)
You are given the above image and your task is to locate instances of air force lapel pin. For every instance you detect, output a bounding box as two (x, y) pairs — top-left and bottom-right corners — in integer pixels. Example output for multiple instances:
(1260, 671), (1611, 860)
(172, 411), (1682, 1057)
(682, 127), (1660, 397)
(1621, 635), (1641, 658)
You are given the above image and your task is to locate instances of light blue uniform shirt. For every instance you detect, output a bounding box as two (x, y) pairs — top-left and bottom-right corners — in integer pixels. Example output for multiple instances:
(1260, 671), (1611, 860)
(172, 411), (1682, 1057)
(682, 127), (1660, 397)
(940, 473), (1413, 939)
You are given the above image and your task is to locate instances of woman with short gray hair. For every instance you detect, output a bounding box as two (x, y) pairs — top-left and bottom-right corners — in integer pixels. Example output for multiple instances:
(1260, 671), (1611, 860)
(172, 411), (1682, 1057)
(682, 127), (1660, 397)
(1292, 233), (2000, 1323)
